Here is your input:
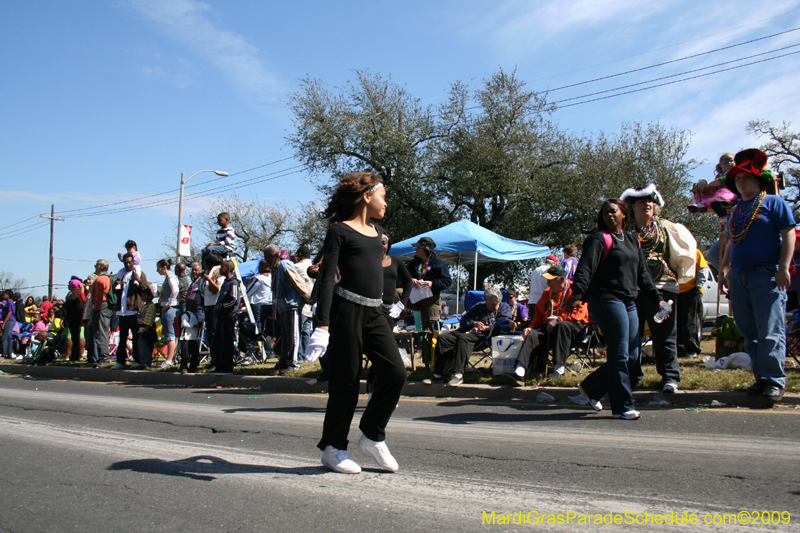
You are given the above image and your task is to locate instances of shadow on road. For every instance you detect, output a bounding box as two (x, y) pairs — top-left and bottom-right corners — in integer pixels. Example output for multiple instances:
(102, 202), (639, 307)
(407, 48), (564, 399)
(413, 410), (597, 424)
(220, 406), (337, 414)
(108, 455), (325, 481)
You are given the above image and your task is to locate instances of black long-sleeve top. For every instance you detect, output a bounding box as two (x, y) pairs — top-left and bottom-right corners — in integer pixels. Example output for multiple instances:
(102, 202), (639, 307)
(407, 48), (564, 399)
(214, 276), (241, 318)
(316, 222), (385, 328)
(571, 230), (662, 305)
(406, 252), (452, 295)
(383, 256), (412, 306)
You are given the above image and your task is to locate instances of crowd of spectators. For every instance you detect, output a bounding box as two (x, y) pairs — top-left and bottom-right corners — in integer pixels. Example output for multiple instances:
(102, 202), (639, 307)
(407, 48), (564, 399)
(0, 149), (794, 411)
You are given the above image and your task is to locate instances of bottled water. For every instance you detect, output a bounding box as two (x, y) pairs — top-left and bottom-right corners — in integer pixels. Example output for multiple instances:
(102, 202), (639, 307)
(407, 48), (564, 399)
(653, 300), (673, 324)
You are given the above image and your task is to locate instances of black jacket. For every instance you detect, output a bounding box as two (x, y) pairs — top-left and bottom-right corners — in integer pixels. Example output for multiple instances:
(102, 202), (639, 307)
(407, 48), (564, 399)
(406, 253), (452, 295)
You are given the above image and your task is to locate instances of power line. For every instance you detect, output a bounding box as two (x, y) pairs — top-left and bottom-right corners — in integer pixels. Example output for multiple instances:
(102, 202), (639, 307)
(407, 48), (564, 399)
(556, 49), (800, 109)
(0, 214), (42, 232)
(55, 155), (297, 215)
(63, 165), (305, 218)
(552, 43), (800, 105)
(530, 7), (800, 83)
(0, 221), (49, 242)
(546, 26), (800, 92)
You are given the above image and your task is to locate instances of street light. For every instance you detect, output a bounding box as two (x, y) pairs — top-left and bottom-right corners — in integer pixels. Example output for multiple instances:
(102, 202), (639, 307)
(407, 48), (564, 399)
(177, 169), (229, 264)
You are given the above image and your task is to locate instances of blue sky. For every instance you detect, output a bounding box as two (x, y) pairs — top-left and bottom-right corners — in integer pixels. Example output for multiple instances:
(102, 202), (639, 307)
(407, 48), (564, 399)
(3, 0), (800, 297)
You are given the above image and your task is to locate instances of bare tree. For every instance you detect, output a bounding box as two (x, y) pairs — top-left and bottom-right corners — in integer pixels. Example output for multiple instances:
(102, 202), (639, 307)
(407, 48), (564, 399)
(0, 271), (26, 293)
(162, 195), (329, 263)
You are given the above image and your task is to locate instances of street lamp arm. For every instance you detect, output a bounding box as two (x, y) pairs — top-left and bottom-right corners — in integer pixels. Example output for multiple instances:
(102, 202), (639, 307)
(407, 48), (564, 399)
(177, 169), (229, 263)
(183, 169), (229, 185)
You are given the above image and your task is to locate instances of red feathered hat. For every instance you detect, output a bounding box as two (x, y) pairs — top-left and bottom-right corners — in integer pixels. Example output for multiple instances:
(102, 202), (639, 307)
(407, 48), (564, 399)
(724, 148), (770, 195)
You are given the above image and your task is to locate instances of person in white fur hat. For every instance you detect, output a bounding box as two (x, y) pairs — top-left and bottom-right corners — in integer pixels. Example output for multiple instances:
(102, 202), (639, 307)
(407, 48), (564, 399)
(620, 184), (697, 395)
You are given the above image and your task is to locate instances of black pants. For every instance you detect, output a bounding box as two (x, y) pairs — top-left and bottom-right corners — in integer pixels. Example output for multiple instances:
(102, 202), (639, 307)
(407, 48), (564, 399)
(433, 330), (489, 376)
(204, 306), (217, 367)
(116, 314), (139, 364)
(138, 328), (156, 366)
(277, 308), (300, 370)
(515, 321), (585, 372)
(317, 298), (406, 451)
(66, 316), (82, 361)
(214, 315), (235, 373)
(676, 288), (702, 356)
(181, 339), (200, 370)
(633, 289), (680, 385)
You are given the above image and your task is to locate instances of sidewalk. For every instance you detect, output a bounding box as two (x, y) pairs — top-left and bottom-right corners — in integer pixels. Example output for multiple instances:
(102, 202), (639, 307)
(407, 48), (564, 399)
(1, 362), (797, 408)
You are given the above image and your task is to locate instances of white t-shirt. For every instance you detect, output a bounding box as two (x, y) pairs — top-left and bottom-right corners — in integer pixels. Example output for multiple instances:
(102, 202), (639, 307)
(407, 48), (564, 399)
(529, 264), (552, 306)
(180, 310), (199, 341)
(203, 267), (223, 307)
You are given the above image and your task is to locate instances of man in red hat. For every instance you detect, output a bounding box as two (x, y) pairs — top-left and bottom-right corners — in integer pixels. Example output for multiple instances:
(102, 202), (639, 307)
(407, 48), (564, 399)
(721, 149), (795, 404)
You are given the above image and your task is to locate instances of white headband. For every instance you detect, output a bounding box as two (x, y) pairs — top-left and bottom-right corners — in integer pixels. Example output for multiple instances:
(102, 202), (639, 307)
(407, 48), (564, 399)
(354, 182), (384, 204)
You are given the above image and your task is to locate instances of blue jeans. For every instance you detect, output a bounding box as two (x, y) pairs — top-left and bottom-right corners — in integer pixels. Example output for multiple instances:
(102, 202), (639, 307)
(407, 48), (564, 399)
(299, 314), (313, 362)
(2, 319), (15, 356)
(729, 267), (786, 388)
(161, 307), (178, 341)
(580, 297), (640, 415)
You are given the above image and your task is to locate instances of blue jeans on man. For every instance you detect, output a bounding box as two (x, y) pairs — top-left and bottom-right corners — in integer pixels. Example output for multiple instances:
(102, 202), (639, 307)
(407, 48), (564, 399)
(729, 267), (787, 388)
(579, 297), (640, 415)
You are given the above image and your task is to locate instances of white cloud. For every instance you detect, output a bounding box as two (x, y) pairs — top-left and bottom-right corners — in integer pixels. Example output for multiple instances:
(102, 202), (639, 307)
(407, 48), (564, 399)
(127, 0), (285, 109)
(452, 0), (668, 64)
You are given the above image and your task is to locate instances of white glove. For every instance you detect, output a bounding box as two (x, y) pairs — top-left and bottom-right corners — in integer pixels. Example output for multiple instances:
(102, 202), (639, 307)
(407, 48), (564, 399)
(304, 328), (330, 363)
(389, 301), (405, 319)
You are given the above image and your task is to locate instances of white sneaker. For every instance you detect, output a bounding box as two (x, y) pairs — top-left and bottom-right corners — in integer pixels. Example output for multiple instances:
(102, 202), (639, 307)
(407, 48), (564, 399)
(662, 381), (678, 394)
(358, 434), (399, 472)
(613, 410), (641, 420)
(321, 446), (361, 474)
(548, 366), (565, 380)
(160, 360), (174, 369)
(578, 383), (603, 411)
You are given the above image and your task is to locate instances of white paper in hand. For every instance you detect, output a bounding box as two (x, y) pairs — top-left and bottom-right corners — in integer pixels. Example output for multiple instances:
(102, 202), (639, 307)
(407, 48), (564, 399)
(409, 287), (433, 304)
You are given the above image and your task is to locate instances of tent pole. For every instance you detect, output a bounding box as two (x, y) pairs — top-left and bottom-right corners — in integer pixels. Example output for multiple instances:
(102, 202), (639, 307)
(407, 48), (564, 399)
(474, 251), (478, 290)
(456, 255), (461, 315)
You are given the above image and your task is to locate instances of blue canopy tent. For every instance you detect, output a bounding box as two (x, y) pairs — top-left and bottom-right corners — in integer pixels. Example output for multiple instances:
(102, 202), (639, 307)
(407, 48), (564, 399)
(389, 220), (550, 314)
(235, 257), (263, 283)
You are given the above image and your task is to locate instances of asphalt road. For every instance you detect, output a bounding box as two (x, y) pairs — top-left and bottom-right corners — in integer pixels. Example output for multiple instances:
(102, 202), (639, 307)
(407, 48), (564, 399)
(1, 375), (798, 532)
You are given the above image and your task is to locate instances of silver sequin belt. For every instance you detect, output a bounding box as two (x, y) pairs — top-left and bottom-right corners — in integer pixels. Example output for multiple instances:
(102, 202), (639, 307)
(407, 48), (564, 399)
(334, 286), (382, 308)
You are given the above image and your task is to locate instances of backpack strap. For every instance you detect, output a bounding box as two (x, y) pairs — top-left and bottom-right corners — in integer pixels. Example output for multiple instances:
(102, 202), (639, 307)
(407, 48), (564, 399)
(601, 231), (613, 261)
(601, 231), (639, 261)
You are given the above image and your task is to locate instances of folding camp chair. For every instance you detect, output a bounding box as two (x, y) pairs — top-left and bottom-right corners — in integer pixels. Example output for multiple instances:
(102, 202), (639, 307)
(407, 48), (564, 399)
(569, 321), (601, 371)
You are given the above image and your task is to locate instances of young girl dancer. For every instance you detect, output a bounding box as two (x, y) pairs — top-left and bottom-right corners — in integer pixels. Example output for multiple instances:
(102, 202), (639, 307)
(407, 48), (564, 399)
(306, 171), (407, 474)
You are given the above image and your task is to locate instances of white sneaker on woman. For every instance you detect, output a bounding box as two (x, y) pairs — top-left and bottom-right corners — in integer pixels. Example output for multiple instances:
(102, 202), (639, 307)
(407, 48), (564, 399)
(321, 446), (361, 474)
(578, 383), (602, 411)
(160, 360), (174, 369)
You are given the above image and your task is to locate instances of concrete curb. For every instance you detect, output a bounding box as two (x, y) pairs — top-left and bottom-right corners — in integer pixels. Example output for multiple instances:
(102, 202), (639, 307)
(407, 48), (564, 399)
(1, 363), (797, 408)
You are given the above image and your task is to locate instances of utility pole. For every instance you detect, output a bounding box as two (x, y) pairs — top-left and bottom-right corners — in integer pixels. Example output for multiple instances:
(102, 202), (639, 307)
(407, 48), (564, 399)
(40, 205), (65, 300)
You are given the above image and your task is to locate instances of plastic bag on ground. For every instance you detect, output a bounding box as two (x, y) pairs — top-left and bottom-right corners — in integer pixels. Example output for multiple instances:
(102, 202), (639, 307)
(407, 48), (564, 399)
(536, 392), (556, 403)
(703, 352), (751, 371)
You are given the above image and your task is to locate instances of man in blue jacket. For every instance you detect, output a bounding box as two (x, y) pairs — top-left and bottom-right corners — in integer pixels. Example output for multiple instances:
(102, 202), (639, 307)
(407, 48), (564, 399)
(405, 237), (452, 368)
(423, 287), (512, 386)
